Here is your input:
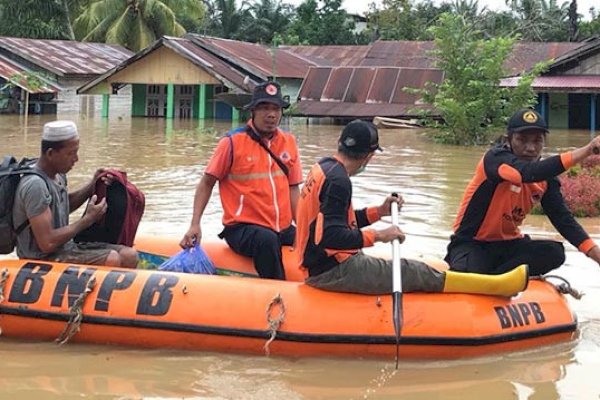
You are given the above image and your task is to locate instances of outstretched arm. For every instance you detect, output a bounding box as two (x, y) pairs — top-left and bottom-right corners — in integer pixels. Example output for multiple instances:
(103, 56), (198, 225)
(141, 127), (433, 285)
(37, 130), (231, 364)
(180, 174), (217, 248)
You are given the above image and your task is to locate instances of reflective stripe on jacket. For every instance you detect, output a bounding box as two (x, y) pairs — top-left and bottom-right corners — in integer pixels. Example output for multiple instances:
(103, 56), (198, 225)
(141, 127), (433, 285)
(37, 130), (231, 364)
(217, 123), (301, 232)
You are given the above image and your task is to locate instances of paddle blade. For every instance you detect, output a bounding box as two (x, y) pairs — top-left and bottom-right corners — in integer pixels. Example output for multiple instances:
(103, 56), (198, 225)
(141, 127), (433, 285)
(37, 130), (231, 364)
(158, 243), (216, 275)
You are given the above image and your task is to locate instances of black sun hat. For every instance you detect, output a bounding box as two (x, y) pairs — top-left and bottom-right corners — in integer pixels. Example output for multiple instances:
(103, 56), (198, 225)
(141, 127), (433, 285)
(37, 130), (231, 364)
(243, 81), (290, 110)
(339, 119), (382, 153)
(507, 108), (549, 133)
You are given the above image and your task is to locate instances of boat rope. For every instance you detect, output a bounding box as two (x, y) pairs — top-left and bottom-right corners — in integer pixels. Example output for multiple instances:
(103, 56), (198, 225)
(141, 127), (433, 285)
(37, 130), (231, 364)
(537, 275), (583, 300)
(264, 293), (286, 356)
(0, 268), (8, 336)
(56, 276), (97, 345)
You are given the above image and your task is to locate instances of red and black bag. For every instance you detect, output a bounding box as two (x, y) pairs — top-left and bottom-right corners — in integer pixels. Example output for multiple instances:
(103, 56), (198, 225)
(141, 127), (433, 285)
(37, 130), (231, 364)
(75, 169), (145, 246)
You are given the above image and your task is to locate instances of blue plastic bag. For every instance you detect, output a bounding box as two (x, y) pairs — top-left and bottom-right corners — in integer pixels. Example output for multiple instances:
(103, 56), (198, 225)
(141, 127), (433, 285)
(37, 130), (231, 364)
(158, 243), (216, 275)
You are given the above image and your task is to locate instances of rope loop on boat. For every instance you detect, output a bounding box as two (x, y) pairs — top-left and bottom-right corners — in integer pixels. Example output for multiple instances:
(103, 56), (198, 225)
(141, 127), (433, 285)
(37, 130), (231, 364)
(264, 293), (286, 356)
(0, 268), (8, 304)
(0, 268), (8, 336)
(539, 275), (583, 300)
(56, 276), (97, 345)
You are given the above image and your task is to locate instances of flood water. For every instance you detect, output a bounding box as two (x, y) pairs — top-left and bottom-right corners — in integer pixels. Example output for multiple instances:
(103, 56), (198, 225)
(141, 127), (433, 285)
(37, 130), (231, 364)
(1, 113), (600, 399)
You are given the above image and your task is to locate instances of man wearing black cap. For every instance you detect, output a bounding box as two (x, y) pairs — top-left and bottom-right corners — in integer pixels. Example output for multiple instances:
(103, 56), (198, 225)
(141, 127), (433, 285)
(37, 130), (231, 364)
(446, 108), (600, 276)
(295, 119), (528, 296)
(180, 81), (302, 279)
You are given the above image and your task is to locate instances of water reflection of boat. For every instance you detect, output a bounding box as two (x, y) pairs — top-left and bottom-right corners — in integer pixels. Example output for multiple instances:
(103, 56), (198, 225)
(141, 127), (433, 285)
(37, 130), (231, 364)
(0, 236), (577, 359)
(373, 116), (422, 129)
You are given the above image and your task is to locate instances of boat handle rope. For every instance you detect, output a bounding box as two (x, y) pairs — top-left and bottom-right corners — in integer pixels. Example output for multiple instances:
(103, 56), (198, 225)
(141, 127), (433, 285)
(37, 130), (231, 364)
(536, 275), (583, 300)
(0, 268), (8, 336)
(56, 276), (97, 345)
(264, 293), (286, 356)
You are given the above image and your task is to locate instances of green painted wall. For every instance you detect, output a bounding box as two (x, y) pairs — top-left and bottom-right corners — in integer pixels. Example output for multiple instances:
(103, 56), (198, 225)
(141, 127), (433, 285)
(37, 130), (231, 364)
(205, 84), (215, 119)
(131, 84), (146, 117)
(548, 93), (569, 129)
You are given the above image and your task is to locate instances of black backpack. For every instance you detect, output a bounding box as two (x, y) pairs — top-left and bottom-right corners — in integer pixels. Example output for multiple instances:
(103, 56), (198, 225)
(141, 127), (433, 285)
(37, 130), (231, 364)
(0, 156), (46, 254)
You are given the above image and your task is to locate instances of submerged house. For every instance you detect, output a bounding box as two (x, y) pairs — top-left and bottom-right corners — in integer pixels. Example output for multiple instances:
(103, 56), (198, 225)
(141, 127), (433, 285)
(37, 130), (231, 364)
(0, 37), (132, 115)
(77, 34), (315, 120)
(289, 39), (598, 129)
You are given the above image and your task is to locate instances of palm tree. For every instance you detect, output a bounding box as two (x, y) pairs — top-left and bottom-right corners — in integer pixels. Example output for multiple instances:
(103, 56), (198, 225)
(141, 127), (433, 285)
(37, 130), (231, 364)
(0, 0), (75, 39)
(73, 0), (204, 51)
(238, 0), (294, 44)
(505, 0), (569, 41)
(203, 0), (245, 39)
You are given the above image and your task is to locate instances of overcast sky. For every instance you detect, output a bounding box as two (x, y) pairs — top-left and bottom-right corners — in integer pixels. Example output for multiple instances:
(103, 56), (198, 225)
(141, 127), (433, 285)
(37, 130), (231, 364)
(284, 0), (597, 21)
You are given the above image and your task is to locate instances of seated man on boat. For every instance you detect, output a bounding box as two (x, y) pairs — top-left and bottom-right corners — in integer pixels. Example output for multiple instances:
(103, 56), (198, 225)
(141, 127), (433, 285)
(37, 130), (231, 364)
(12, 120), (138, 267)
(180, 81), (303, 280)
(445, 108), (600, 276)
(295, 119), (527, 296)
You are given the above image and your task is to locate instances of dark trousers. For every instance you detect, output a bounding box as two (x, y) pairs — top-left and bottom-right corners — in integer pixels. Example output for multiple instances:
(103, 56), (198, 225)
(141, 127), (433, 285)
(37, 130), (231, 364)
(220, 224), (295, 280)
(445, 236), (565, 276)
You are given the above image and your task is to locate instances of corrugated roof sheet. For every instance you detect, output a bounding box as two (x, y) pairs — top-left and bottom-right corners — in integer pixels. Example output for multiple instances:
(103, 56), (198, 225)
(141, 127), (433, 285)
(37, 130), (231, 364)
(187, 34), (315, 79)
(505, 42), (583, 76)
(548, 37), (600, 73)
(359, 40), (583, 74)
(501, 75), (600, 91)
(284, 45), (370, 66)
(297, 66), (443, 118)
(295, 101), (433, 118)
(78, 36), (259, 95)
(0, 37), (133, 77)
(0, 54), (60, 93)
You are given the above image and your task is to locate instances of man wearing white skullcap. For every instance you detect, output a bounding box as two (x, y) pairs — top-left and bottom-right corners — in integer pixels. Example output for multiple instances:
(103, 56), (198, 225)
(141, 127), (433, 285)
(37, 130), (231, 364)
(12, 120), (138, 267)
(41, 120), (79, 142)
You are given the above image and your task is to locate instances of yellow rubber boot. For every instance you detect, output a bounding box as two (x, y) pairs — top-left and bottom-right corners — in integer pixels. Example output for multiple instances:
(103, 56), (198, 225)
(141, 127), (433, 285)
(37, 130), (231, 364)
(443, 264), (529, 297)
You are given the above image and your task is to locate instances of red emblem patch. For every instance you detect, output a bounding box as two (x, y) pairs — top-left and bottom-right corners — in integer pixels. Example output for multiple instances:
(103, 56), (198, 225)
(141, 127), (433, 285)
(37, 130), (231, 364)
(265, 84), (278, 96)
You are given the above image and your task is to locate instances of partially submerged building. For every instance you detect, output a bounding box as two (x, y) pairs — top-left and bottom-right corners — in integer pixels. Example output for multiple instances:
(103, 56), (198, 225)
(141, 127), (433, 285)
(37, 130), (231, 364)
(77, 34), (315, 120)
(0, 37), (132, 115)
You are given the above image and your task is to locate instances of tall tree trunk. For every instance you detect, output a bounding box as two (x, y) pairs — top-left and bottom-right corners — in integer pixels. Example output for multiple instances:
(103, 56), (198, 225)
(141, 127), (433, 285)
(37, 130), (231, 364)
(60, 0), (76, 40)
(568, 0), (578, 41)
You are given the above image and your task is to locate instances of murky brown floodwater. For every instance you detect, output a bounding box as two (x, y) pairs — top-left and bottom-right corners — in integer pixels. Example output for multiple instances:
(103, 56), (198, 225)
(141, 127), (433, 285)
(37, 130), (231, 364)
(1, 113), (600, 399)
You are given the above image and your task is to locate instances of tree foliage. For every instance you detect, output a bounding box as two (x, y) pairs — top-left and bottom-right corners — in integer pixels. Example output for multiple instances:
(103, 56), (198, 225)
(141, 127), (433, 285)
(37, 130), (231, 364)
(72, 0), (204, 51)
(284, 0), (365, 45)
(415, 13), (546, 145)
(0, 0), (74, 39)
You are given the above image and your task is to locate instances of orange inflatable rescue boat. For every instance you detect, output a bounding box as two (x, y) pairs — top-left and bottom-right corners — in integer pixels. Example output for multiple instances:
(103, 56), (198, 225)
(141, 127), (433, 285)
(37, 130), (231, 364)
(0, 236), (577, 359)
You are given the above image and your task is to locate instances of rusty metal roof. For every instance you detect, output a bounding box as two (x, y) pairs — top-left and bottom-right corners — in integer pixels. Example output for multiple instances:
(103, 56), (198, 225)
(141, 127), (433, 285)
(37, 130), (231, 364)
(362, 41), (436, 68)
(296, 66), (443, 118)
(547, 37), (600, 74)
(284, 45), (370, 66)
(501, 75), (600, 92)
(359, 40), (583, 75)
(186, 34), (315, 79)
(0, 37), (133, 77)
(505, 42), (583, 76)
(78, 36), (259, 95)
(0, 54), (61, 93)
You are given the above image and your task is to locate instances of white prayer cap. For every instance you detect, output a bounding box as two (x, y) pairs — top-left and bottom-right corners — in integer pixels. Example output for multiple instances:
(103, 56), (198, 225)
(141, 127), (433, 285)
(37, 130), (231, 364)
(42, 120), (79, 142)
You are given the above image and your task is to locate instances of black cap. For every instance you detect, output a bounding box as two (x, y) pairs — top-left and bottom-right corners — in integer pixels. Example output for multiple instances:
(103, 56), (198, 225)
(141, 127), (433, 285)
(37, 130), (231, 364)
(243, 81), (290, 110)
(507, 109), (548, 133)
(339, 119), (382, 153)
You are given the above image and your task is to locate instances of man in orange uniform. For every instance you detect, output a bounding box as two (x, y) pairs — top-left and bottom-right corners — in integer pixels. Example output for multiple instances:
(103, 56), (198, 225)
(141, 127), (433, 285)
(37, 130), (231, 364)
(446, 108), (600, 276)
(180, 81), (302, 279)
(295, 119), (527, 296)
